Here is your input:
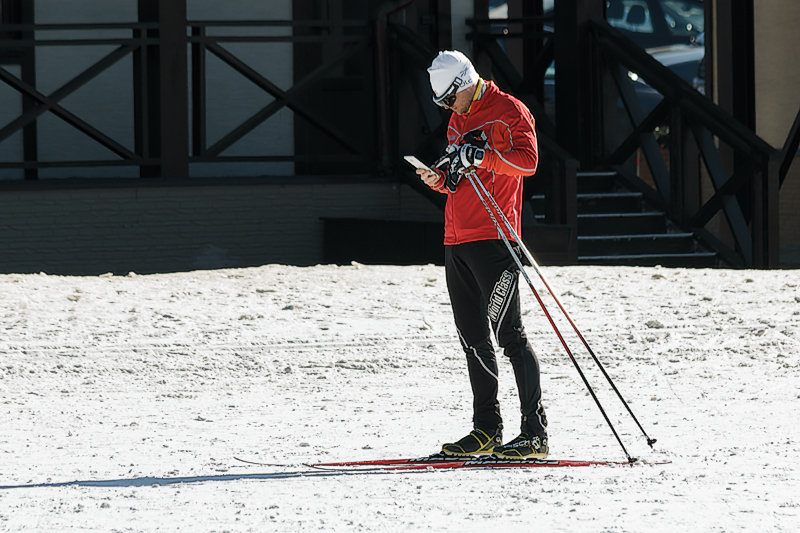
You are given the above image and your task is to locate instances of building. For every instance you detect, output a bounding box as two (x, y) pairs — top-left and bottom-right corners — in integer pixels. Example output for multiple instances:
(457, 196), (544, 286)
(0, 0), (797, 273)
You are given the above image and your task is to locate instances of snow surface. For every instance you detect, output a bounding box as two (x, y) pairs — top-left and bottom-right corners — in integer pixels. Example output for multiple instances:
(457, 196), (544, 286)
(0, 264), (798, 531)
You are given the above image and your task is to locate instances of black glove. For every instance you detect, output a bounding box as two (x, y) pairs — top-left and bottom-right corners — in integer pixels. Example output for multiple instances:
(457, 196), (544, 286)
(444, 167), (462, 193)
(434, 144), (486, 192)
(433, 145), (461, 192)
(457, 130), (488, 174)
(463, 129), (489, 149)
(457, 144), (485, 169)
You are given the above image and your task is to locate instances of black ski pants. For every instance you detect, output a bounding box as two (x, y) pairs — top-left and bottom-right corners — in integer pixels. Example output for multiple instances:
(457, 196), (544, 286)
(445, 239), (547, 437)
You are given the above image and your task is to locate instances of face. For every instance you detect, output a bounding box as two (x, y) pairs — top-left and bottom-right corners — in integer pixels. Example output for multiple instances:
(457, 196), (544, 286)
(448, 87), (474, 115)
(433, 83), (475, 115)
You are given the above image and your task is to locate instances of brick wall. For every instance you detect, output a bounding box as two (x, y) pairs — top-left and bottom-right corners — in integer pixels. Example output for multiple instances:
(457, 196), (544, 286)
(0, 182), (443, 275)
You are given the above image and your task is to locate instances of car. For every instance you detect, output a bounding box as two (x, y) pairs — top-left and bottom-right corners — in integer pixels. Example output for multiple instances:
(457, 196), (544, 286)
(605, 0), (706, 99)
(486, 1), (705, 116)
(491, 0), (705, 50)
(540, 38), (703, 115)
(634, 40), (705, 100)
(605, 0), (704, 49)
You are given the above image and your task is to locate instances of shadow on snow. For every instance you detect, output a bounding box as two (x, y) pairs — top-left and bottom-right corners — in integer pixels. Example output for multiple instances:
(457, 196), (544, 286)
(0, 468), (406, 489)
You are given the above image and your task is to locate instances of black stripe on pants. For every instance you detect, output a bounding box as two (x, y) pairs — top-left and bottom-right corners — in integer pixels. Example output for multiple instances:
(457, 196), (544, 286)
(445, 239), (548, 436)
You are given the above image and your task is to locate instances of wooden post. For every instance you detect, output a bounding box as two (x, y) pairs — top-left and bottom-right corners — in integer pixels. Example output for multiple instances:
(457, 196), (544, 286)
(521, 0), (544, 104)
(669, 106), (699, 227)
(156, 1), (188, 178)
(434, 0), (452, 50)
(553, 0), (603, 167)
(752, 157), (780, 267)
(18, 1), (37, 179)
(191, 25), (206, 158)
(136, 0), (188, 179)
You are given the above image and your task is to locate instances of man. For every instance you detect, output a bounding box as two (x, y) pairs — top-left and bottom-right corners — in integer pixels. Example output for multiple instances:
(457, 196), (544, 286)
(416, 50), (548, 459)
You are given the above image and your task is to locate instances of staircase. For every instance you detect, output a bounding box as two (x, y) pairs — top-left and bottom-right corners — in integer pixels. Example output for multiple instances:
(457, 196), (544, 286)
(530, 171), (718, 267)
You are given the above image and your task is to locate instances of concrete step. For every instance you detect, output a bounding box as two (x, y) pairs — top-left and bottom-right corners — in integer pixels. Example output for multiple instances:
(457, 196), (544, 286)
(531, 192), (643, 214)
(528, 171), (617, 195)
(529, 170), (719, 267)
(576, 171), (617, 193)
(574, 212), (668, 235)
(577, 251), (718, 267)
(578, 233), (695, 255)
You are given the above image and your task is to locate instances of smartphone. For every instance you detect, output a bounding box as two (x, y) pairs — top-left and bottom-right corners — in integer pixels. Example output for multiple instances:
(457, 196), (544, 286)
(403, 155), (433, 173)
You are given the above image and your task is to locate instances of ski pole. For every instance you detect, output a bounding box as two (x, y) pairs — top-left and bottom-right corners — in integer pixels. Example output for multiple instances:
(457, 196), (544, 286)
(467, 171), (657, 448)
(464, 170), (637, 464)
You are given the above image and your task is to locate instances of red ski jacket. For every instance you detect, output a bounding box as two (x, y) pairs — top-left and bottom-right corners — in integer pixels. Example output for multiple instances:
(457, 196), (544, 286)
(428, 80), (538, 245)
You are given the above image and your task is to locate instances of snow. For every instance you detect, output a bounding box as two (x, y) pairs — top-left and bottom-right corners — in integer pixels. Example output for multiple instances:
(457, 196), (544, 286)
(1, 264), (798, 531)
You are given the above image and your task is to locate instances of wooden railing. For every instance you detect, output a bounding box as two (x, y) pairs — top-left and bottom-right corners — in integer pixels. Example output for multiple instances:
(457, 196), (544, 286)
(0, 14), (375, 181)
(590, 21), (780, 267)
(188, 19), (372, 174)
(0, 22), (160, 177)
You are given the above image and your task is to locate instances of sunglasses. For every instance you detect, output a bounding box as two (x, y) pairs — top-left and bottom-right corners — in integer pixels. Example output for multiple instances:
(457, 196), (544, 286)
(432, 77), (463, 109)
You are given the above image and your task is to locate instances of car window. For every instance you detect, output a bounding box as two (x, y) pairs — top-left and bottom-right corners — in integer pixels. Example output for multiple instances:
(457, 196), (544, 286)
(606, 0), (655, 34)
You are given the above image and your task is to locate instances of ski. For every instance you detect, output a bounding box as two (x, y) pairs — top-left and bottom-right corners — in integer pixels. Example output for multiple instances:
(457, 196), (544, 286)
(234, 454), (670, 470)
(313, 453), (465, 467)
(233, 457), (290, 467)
(311, 454), (637, 470)
(233, 454), (466, 468)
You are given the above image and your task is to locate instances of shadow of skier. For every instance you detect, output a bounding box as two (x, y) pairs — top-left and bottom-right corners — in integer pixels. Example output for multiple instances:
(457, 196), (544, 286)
(0, 468), (412, 489)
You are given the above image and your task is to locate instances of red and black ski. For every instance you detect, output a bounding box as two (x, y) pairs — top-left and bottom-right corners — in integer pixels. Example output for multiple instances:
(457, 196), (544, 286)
(310, 455), (637, 470)
(234, 454), (669, 471)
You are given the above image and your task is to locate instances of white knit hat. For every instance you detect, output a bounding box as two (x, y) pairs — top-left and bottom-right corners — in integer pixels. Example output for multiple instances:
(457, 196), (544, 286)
(427, 50), (479, 99)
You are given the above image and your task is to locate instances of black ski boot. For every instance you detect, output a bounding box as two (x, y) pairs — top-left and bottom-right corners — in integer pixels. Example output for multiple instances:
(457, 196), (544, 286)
(441, 428), (502, 457)
(493, 432), (548, 459)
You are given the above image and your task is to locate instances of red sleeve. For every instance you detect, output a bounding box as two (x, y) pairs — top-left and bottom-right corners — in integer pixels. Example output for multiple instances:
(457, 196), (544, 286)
(480, 103), (538, 177)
